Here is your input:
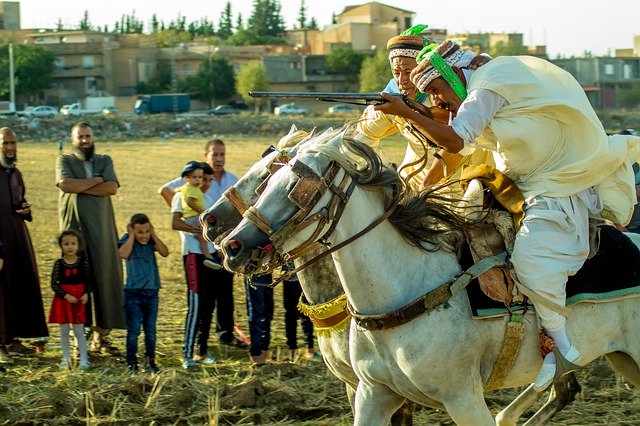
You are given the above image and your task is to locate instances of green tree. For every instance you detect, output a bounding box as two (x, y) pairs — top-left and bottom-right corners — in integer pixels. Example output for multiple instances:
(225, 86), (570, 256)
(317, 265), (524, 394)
(135, 61), (173, 94)
(151, 14), (160, 33)
(297, 0), (307, 29)
(618, 83), (640, 108)
(79, 10), (91, 30)
(180, 56), (236, 106)
(490, 41), (528, 57)
(308, 17), (318, 30)
(248, 0), (285, 37)
(0, 43), (56, 98)
(359, 49), (392, 92)
(225, 28), (286, 46)
(218, 2), (234, 39)
(325, 47), (365, 82)
(236, 60), (269, 110)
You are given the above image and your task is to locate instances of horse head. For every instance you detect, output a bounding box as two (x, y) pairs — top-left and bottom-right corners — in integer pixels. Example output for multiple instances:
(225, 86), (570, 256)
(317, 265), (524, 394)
(221, 128), (363, 274)
(200, 125), (316, 244)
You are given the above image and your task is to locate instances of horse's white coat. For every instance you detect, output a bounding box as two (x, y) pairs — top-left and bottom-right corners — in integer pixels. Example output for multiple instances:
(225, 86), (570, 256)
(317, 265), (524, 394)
(222, 136), (640, 425)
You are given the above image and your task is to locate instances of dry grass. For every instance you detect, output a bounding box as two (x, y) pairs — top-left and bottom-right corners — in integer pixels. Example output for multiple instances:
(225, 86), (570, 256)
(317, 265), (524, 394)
(3, 132), (640, 424)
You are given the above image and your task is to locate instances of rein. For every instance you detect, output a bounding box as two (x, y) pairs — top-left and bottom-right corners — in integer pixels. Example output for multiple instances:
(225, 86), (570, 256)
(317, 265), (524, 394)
(238, 156), (399, 287)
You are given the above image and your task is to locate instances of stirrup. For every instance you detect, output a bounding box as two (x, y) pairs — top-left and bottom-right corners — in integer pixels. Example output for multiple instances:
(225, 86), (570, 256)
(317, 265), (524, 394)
(552, 346), (581, 383)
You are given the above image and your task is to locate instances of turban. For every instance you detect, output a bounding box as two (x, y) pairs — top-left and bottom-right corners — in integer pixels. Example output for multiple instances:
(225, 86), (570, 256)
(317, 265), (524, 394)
(410, 40), (476, 99)
(387, 24), (435, 62)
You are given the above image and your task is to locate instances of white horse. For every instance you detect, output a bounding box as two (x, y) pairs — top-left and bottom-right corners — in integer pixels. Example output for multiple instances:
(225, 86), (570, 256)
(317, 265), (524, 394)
(201, 126), (417, 424)
(220, 129), (640, 425)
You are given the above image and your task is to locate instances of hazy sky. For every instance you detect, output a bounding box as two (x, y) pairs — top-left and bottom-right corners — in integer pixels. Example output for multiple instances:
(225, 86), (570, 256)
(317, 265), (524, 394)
(18, 0), (639, 58)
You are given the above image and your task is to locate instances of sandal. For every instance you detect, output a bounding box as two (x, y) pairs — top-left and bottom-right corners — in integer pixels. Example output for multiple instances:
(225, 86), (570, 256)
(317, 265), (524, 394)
(222, 336), (248, 349)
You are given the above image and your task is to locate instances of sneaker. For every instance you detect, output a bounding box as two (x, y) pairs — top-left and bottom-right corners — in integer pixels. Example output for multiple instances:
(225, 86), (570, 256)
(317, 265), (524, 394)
(203, 258), (223, 270)
(127, 362), (139, 373)
(194, 354), (216, 365)
(221, 336), (248, 349)
(7, 340), (36, 355)
(79, 360), (91, 370)
(59, 358), (71, 370)
(533, 345), (581, 391)
(182, 358), (199, 372)
(0, 346), (14, 364)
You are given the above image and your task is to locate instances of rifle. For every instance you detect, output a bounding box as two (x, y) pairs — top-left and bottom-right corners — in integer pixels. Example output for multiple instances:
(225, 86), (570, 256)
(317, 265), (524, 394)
(248, 91), (434, 119)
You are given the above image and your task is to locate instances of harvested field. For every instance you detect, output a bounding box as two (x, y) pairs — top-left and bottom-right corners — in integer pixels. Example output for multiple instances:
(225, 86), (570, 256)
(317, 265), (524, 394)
(2, 113), (640, 425)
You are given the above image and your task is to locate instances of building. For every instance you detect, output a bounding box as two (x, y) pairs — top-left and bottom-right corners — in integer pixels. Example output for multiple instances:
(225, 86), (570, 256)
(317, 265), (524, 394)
(448, 31), (547, 58)
(287, 1), (416, 55)
(552, 57), (640, 108)
(0, 1), (19, 30)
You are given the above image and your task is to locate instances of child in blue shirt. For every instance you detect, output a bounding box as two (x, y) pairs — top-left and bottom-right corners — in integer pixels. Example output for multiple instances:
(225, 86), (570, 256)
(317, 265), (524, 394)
(118, 213), (169, 373)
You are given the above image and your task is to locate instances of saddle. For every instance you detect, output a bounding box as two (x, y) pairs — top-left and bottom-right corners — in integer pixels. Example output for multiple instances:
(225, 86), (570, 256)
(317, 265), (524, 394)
(457, 165), (525, 305)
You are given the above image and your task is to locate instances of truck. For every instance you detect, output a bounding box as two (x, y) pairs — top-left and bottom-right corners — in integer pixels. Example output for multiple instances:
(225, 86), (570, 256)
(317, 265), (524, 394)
(0, 101), (16, 115)
(60, 92), (116, 116)
(134, 94), (190, 114)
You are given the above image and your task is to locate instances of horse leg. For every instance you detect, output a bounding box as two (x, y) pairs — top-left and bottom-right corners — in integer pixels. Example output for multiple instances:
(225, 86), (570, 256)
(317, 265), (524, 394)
(605, 352), (640, 387)
(495, 384), (541, 426)
(522, 372), (582, 426)
(353, 382), (405, 426)
(345, 383), (357, 415)
(390, 400), (414, 426)
(443, 393), (494, 426)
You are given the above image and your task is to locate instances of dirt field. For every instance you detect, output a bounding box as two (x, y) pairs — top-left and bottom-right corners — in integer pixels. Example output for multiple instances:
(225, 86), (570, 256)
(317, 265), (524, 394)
(2, 127), (640, 425)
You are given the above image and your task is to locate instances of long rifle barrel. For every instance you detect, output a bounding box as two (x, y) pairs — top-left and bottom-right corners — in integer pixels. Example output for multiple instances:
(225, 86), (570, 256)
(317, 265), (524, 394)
(248, 91), (388, 105)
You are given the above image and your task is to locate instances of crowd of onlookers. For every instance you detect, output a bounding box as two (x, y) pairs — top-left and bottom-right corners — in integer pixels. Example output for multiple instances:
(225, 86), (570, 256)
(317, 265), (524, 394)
(0, 122), (320, 374)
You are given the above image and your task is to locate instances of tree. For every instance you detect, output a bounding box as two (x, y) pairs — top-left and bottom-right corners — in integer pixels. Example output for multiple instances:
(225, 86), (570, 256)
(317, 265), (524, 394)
(180, 56), (236, 106)
(490, 41), (528, 57)
(236, 60), (269, 111)
(151, 14), (160, 33)
(359, 48), (392, 92)
(79, 10), (91, 30)
(248, 0), (285, 37)
(0, 43), (56, 98)
(325, 47), (365, 82)
(308, 17), (318, 30)
(297, 0), (307, 29)
(218, 2), (234, 39)
(135, 61), (173, 94)
(225, 28), (286, 46)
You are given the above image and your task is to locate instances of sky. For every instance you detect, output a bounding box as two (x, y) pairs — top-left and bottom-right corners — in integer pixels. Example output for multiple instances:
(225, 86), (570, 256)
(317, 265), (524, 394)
(18, 0), (640, 58)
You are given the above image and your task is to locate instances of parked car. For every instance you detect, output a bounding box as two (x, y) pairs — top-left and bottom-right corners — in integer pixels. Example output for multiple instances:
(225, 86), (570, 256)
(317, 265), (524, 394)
(209, 105), (239, 116)
(328, 104), (356, 114)
(274, 103), (308, 116)
(102, 106), (117, 115)
(18, 105), (58, 118)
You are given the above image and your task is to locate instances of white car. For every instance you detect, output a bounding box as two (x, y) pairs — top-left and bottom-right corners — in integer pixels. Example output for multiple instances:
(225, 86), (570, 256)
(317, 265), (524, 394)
(19, 105), (58, 118)
(274, 103), (308, 116)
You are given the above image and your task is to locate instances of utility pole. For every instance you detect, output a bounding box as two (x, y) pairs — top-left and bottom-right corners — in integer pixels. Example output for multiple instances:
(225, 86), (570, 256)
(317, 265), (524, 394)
(9, 43), (16, 113)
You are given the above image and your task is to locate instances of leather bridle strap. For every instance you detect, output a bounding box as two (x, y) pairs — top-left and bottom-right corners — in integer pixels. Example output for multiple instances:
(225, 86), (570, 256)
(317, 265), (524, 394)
(224, 186), (248, 215)
(272, 203), (398, 286)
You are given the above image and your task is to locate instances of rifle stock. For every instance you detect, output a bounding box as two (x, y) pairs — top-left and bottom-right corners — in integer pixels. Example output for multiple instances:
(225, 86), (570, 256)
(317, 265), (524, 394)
(248, 91), (433, 119)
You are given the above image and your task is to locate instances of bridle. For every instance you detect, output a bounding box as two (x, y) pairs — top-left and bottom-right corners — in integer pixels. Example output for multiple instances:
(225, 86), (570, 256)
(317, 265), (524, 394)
(224, 146), (396, 287)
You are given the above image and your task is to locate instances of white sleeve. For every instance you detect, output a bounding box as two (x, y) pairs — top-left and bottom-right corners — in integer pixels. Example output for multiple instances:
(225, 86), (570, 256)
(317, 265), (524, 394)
(165, 176), (186, 192)
(170, 192), (183, 214)
(451, 88), (506, 145)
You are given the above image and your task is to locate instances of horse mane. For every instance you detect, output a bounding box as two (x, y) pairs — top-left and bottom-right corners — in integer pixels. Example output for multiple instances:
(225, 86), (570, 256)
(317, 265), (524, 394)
(300, 126), (468, 252)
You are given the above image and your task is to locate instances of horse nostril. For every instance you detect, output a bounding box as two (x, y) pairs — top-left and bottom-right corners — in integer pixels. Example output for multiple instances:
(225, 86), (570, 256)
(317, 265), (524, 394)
(206, 215), (217, 226)
(223, 239), (243, 257)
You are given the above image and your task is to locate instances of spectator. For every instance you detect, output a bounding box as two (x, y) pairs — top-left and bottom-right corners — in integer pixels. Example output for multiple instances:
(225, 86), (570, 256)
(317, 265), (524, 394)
(56, 122), (125, 355)
(281, 262), (319, 361)
(158, 138), (238, 207)
(0, 127), (48, 364)
(118, 213), (169, 374)
(245, 274), (274, 366)
(171, 162), (245, 372)
(48, 229), (93, 370)
(176, 160), (221, 269)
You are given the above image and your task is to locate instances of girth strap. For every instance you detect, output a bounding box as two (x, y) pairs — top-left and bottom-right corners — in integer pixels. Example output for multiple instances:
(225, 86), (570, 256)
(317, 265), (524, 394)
(350, 252), (510, 331)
